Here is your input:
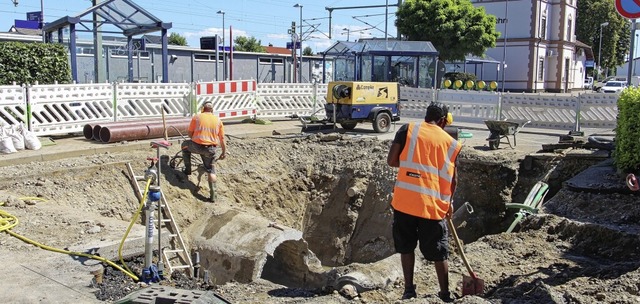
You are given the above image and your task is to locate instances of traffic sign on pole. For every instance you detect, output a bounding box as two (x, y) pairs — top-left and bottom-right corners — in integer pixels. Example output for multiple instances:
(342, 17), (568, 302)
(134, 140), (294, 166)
(615, 0), (640, 18)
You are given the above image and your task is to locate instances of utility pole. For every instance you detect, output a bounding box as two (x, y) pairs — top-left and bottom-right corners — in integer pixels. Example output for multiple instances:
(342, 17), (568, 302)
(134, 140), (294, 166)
(40, 0), (45, 42)
(217, 10), (226, 80)
(294, 4), (303, 83)
(93, 0), (105, 83)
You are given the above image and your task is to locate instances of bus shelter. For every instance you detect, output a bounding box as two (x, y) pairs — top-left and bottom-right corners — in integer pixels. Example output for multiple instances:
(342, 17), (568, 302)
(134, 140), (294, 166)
(43, 0), (172, 83)
(319, 40), (439, 88)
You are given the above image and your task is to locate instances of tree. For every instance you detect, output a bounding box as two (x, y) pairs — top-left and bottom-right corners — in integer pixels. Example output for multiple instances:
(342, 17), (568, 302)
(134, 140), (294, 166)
(168, 32), (188, 46)
(576, 0), (630, 77)
(395, 0), (499, 62)
(234, 36), (266, 53)
(303, 46), (314, 56)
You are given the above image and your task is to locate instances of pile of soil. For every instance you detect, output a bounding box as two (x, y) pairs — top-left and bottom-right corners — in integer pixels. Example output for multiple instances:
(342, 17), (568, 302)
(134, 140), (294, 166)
(1, 133), (638, 303)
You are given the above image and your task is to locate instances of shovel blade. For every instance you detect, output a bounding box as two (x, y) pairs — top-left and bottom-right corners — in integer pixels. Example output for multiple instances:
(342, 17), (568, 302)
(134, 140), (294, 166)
(462, 274), (485, 296)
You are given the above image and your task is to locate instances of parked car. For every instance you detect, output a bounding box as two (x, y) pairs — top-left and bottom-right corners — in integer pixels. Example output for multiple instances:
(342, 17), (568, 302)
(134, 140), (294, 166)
(584, 77), (593, 89)
(599, 81), (627, 93)
(594, 76), (626, 91)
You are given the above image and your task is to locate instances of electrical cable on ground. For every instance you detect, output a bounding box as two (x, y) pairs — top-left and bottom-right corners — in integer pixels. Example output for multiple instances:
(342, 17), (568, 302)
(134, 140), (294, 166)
(0, 200), (139, 281)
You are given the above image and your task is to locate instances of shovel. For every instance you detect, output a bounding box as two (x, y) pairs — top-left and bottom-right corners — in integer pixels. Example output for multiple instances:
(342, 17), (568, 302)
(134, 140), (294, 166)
(446, 217), (485, 296)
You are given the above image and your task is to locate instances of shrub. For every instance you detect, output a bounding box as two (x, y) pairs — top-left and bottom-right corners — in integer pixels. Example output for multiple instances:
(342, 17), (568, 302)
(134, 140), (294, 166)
(614, 88), (640, 173)
(0, 42), (71, 85)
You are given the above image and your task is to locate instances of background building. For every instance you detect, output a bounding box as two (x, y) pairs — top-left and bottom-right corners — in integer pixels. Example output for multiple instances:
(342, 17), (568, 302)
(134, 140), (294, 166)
(471, 0), (591, 92)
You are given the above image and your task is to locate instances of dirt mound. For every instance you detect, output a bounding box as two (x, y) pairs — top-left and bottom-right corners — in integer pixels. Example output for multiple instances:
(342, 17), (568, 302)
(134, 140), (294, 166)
(1, 134), (639, 303)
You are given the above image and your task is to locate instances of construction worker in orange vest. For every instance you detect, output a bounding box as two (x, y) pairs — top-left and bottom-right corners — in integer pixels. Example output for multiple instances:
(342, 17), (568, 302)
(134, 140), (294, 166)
(386, 102), (461, 302)
(181, 101), (227, 202)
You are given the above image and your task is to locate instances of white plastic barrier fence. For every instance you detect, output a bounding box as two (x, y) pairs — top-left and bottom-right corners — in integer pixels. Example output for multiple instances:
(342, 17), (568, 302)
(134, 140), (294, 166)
(28, 83), (114, 135)
(398, 87), (435, 118)
(0, 85), (27, 126)
(196, 80), (257, 120)
(0, 82), (621, 136)
(256, 83), (327, 118)
(115, 82), (192, 121)
(576, 93), (618, 129)
(436, 90), (500, 123)
(500, 93), (579, 130)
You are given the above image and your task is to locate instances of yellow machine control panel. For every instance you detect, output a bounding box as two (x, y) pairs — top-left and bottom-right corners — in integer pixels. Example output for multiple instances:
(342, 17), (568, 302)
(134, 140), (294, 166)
(327, 81), (399, 105)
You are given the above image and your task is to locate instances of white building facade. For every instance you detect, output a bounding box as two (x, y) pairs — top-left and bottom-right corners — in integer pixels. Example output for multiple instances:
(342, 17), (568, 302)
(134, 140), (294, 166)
(471, 0), (589, 92)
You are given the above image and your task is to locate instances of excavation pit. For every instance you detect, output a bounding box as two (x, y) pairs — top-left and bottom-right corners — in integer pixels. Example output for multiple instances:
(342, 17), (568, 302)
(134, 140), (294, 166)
(1, 134), (639, 303)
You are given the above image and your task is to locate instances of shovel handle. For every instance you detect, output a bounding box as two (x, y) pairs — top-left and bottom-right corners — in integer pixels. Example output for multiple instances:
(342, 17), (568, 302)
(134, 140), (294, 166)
(446, 217), (476, 277)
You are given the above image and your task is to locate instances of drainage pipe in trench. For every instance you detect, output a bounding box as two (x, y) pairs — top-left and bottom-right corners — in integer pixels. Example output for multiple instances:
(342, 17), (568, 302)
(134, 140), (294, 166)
(99, 119), (191, 143)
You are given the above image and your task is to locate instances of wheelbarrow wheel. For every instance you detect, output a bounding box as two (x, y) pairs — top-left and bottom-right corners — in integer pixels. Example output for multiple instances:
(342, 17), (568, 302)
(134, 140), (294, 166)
(488, 132), (500, 150)
(489, 139), (500, 150)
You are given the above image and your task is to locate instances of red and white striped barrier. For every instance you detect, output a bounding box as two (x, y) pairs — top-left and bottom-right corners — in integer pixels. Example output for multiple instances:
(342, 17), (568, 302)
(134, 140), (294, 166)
(196, 80), (257, 120)
(196, 80), (256, 95)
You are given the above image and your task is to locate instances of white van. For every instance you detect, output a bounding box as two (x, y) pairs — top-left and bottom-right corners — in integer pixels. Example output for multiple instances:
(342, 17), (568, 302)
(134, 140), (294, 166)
(584, 77), (593, 89)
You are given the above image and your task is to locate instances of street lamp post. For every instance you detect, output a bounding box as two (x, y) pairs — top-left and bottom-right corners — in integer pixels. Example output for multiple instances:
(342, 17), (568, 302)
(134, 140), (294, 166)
(343, 28), (350, 41)
(294, 4), (303, 83)
(597, 22), (609, 80)
(217, 10), (226, 80)
(500, 0), (509, 92)
(635, 33), (639, 76)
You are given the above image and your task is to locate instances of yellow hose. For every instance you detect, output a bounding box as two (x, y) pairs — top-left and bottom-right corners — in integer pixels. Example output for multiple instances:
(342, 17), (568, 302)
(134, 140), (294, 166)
(0, 202), (139, 280)
(118, 178), (153, 278)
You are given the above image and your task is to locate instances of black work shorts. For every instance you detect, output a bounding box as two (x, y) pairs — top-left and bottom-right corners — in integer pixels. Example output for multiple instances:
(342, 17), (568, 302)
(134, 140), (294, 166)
(392, 209), (449, 261)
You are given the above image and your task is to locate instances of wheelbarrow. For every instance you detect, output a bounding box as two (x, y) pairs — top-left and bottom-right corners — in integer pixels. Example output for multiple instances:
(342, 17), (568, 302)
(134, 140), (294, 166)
(484, 120), (531, 150)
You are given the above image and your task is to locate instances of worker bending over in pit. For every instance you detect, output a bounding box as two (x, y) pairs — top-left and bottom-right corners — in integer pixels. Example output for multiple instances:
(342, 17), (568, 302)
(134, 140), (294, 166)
(181, 101), (226, 202)
(386, 102), (460, 302)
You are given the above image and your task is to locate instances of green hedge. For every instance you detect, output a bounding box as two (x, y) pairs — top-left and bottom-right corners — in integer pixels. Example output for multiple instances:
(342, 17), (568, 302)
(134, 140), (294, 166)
(0, 42), (71, 85)
(615, 88), (640, 173)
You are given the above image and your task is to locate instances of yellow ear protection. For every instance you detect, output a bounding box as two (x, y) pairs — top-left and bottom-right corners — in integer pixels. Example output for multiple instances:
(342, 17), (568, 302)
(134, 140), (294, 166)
(446, 112), (453, 126)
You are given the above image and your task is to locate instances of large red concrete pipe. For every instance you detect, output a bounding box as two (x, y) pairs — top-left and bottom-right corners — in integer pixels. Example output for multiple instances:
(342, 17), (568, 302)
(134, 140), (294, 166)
(99, 119), (192, 143)
(83, 117), (188, 141)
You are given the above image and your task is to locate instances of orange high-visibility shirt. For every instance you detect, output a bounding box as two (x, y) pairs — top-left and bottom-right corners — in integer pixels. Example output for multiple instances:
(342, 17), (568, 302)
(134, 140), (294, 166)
(391, 122), (461, 220)
(188, 113), (224, 146)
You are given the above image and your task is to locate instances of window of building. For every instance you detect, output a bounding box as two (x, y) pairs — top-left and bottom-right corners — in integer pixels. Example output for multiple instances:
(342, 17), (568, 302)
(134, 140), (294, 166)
(194, 53), (223, 62)
(540, 16), (547, 39)
(259, 57), (284, 65)
(567, 19), (572, 41)
(110, 49), (150, 59)
(538, 58), (544, 81)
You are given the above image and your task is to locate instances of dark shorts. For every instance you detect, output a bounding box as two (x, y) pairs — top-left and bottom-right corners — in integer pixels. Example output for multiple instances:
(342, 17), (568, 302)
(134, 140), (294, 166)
(392, 209), (449, 261)
(181, 140), (217, 173)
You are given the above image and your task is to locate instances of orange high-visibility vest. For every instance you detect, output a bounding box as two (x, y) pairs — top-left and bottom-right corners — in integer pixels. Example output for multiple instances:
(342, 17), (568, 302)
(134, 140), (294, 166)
(189, 113), (224, 146)
(391, 122), (462, 220)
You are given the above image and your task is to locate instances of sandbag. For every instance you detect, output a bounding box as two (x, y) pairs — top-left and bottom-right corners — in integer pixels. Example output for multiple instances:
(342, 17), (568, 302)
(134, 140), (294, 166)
(4, 125), (25, 150)
(0, 132), (17, 154)
(17, 124), (41, 150)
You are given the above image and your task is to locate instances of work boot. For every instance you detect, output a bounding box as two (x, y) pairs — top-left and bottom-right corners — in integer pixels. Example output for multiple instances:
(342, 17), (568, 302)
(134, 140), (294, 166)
(208, 181), (216, 203)
(401, 285), (416, 300)
(182, 151), (192, 175)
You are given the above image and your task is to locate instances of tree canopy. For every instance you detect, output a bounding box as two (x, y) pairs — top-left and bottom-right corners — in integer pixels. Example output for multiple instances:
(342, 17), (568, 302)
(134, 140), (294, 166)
(395, 0), (499, 62)
(303, 46), (313, 56)
(168, 32), (188, 46)
(234, 36), (266, 53)
(576, 0), (630, 76)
